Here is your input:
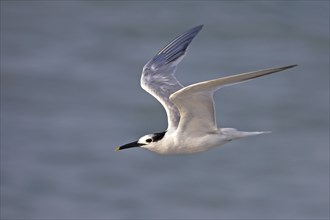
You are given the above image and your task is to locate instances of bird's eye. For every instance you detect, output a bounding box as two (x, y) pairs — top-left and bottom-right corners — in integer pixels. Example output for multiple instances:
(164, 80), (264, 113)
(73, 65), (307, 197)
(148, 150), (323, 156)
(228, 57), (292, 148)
(146, 138), (152, 143)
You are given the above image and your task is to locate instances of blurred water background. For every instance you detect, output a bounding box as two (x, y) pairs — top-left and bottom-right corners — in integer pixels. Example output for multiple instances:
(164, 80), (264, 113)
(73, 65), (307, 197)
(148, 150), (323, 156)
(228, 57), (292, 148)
(1, 1), (329, 219)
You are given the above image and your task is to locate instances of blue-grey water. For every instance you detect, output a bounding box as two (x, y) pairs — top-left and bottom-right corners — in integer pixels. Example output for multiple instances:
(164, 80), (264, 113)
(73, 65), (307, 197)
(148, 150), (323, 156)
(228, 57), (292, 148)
(1, 1), (329, 219)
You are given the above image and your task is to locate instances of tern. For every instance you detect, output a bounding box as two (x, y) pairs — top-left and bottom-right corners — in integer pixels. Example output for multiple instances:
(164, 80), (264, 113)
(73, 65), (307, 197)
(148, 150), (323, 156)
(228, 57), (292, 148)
(115, 25), (296, 154)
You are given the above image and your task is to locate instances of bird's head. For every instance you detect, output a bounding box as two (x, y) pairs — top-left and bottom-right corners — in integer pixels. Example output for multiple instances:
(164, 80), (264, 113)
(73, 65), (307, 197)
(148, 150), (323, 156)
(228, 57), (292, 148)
(115, 131), (166, 152)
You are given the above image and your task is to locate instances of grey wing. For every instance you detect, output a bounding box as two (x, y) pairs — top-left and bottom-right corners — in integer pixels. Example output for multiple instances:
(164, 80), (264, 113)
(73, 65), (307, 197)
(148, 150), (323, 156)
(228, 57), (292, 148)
(141, 25), (203, 131)
(170, 65), (297, 135)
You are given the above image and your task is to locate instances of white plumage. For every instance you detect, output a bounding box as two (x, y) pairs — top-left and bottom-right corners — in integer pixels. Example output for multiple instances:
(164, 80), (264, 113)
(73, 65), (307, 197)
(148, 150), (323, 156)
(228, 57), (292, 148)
(116, 25), (296, 154)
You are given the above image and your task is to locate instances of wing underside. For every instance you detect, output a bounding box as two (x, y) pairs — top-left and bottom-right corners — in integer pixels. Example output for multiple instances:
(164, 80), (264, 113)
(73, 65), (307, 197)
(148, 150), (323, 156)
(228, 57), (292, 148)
(141, 25), (203, 130)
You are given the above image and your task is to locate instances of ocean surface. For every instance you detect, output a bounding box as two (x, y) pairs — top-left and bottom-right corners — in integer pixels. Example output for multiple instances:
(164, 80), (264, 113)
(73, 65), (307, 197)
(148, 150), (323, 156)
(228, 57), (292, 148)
(1, 1), (329, 219)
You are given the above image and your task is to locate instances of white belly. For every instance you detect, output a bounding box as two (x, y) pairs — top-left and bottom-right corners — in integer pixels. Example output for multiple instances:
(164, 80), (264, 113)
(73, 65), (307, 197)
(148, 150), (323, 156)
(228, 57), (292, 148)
(146, 132), (229, 154)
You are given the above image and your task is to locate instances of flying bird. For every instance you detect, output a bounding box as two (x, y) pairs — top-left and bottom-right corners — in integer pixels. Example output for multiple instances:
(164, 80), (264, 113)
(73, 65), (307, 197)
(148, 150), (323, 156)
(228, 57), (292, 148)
(115, 25), (296, 154)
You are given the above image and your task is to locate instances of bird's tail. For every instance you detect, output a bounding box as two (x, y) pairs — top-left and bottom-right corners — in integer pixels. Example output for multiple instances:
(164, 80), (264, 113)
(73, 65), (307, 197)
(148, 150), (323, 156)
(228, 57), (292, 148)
(221, 128), (271, 140)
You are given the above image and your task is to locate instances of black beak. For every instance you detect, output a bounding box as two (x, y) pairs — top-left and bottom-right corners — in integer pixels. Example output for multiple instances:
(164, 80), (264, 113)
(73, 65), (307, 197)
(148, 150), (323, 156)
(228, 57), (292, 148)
(115, 141), (143, 151)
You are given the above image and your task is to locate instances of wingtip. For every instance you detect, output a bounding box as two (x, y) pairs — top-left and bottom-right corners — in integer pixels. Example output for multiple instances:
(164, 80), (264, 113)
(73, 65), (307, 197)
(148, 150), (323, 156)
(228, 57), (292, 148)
(191, 24), (204, 34)
(195, 24), (204, 30)
(283, 64), (298, 69)
(155, 24), (204, 64)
